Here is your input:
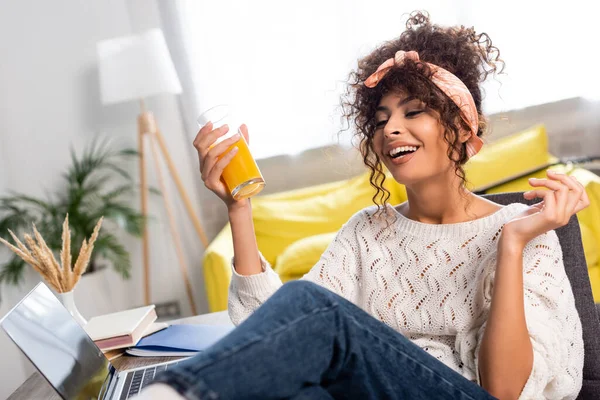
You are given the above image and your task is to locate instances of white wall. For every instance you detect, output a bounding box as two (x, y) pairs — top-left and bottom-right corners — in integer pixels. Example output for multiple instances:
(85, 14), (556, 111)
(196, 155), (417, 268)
(0, 0), (208, 397)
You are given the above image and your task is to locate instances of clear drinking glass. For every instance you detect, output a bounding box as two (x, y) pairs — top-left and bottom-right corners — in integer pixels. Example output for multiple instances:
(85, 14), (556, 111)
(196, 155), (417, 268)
(197, 105), (265, 200)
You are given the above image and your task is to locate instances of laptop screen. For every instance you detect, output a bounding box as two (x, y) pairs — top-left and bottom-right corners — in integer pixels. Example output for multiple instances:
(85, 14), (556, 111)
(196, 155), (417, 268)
(1, 283), (109, 399)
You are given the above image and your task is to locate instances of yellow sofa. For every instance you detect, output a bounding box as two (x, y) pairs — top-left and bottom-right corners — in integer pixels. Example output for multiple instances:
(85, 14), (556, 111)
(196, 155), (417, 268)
(203, 125), (600, 312)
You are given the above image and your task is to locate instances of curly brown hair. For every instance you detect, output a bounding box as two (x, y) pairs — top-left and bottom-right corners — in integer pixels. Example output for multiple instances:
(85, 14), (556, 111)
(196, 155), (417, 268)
(340, 10), (504, 216)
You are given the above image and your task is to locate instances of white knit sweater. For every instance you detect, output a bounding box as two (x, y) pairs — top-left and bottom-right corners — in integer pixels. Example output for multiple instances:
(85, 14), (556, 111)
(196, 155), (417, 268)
(228, 203), (584, 400)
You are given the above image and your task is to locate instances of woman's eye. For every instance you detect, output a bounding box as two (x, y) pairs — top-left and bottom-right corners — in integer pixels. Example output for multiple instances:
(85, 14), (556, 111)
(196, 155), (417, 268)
(375, 110), (423, 128)
(406, 110), (423, 117)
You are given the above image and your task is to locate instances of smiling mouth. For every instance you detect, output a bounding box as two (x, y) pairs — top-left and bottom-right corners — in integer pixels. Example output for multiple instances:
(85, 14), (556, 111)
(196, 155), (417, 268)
(388, 146), (419, 159)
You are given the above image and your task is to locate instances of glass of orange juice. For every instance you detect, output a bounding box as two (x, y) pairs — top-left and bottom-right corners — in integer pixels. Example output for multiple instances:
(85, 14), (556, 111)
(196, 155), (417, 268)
(197, 105), (265, 200)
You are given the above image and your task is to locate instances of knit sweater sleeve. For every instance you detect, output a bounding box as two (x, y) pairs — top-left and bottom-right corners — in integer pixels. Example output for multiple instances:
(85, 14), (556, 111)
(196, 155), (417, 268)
(516, 230), (584, 399)
(462, 230), (584, 400)
(227, 253), (283, 325)
(228, 210), (365, 325)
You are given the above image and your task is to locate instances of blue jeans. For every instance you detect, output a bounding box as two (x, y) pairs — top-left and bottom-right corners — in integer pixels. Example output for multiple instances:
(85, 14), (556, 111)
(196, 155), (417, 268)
(152, 280), (497, 400)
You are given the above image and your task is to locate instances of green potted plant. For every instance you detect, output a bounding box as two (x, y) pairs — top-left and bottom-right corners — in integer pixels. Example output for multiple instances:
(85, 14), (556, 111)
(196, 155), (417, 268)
(0, 138), (151, 291)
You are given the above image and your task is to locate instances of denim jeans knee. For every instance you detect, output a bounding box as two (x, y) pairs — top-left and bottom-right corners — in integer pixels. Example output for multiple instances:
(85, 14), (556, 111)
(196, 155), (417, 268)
(277, 280), (334, 302)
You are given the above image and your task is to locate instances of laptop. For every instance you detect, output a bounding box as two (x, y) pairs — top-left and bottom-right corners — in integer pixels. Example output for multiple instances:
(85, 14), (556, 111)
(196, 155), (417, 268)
(1, 282), (188, 399)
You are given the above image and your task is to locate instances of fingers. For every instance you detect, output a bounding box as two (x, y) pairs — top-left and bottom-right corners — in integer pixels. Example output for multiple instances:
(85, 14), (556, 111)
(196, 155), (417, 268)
(193, 121), (214, 149)
(532, 171), (588, 212)
(200, 134), (242, 181)
(528, 173), (568, 220)
(193, 123), (231, 160)
(578, 187), (591, 213)
(204, 146), (239, 190)
(523, 188), (559, 224)
(192, 121), (211, 144)
(571, 175), (591, 213)
(552, 172), (585, 213)
(525, 170), (591, 226)
(530, 200), (544, 211)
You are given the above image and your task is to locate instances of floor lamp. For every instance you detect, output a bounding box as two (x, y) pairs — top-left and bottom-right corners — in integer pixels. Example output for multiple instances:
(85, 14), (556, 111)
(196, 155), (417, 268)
(97, 29), (207, 315)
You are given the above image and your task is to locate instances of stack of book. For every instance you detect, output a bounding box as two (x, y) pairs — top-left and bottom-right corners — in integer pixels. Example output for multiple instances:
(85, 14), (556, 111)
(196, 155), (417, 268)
(84, 305), (167, 360)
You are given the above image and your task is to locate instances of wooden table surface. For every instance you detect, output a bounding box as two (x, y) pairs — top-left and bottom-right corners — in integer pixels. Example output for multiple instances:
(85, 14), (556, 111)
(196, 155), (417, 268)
(8, 311), (233, 400)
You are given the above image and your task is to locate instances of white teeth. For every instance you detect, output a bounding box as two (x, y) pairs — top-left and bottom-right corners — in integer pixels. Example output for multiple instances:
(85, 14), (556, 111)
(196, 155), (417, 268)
(389, 146), (418, 156)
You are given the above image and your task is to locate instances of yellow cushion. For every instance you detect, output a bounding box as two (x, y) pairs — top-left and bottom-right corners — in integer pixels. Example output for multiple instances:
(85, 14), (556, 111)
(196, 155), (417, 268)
(251, 171), (406, 265)
(580, 223), (600, 273)
(274, 232), (337, 282)
(567, 169), (600, 303)
(465, 125), (558, 191)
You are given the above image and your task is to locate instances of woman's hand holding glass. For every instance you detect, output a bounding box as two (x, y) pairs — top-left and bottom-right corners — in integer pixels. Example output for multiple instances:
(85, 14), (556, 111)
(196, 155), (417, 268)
(193, 122), (251, 210)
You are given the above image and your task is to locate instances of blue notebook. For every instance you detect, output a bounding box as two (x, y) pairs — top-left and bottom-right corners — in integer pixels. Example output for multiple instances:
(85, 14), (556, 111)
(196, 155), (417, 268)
(125, 324), (234, 357)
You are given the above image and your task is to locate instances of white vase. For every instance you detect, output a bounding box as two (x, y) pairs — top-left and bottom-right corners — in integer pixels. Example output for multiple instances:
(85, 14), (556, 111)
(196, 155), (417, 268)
(57, 290), (87, 327)
(74, 268), (121, 318)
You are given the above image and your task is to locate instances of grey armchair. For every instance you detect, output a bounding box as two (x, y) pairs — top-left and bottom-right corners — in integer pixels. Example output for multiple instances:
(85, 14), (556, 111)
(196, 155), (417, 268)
(483, 192), (600, 399)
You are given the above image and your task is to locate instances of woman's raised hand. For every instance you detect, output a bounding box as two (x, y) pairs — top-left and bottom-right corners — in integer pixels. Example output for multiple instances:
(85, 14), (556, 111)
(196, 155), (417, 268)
(193, 122), (250, 209)
(502, 170), (590, 248)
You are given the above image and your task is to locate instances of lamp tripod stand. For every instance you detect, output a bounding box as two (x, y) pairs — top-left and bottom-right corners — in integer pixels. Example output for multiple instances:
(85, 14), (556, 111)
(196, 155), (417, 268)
(137, 99), (208, 315)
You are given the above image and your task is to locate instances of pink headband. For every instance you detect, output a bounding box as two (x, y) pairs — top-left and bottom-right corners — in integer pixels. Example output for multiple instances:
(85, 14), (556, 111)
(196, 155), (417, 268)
(364, 50), (483, 158)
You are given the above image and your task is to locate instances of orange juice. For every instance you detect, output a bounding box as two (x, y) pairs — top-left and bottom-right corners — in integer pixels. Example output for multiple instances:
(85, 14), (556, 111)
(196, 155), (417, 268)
(217, 134), (265, 200)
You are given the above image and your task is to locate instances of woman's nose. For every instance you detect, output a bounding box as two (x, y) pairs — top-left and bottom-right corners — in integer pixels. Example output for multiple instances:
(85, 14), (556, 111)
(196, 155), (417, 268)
(383, 122), (404, 138)
(383, 115), (405, 138)
(384, 128), (400, 138)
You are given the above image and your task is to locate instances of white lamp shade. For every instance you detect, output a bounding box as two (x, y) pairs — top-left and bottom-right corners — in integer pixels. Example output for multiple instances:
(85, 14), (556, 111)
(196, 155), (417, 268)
(97, 29), (182, 105)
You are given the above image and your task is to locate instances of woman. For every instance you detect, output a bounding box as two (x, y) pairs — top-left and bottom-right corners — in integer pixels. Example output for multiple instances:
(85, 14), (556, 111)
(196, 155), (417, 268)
(138, 11), (587, 400)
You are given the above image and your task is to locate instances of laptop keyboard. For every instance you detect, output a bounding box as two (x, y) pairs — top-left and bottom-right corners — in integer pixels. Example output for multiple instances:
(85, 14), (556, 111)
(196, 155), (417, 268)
(120, 362), (179, 399)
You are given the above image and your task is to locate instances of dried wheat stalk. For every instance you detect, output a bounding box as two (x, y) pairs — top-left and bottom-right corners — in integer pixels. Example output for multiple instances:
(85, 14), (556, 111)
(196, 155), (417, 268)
(24, 234), (62, 292)
(8, 230), (35, 262)
(0, 215), (104, 293)
(32, 224), (64, 291)
(1, 231), (37, 267)
(60, 215), (72, 290)
(0, 234), (62, 292)
(72, 217), (103, 287)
